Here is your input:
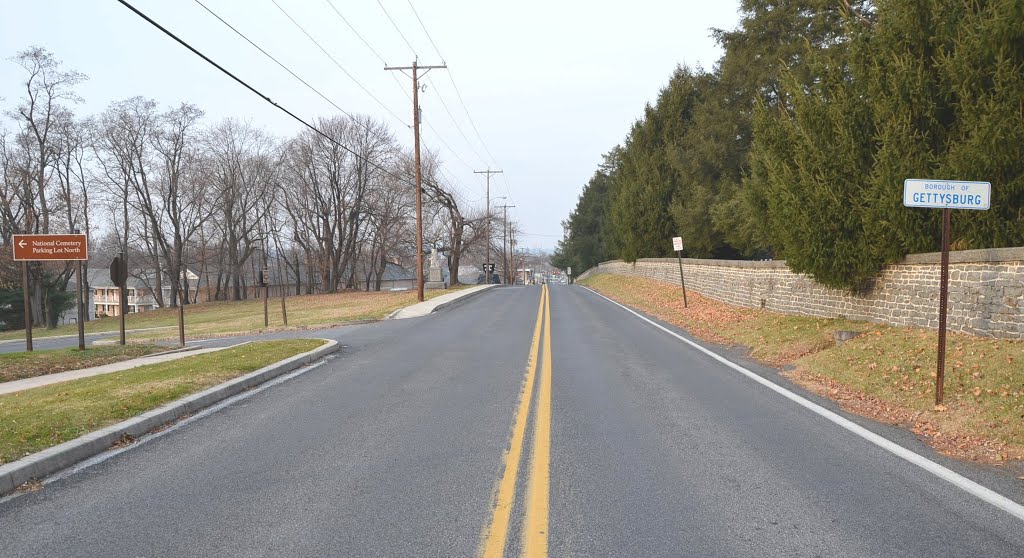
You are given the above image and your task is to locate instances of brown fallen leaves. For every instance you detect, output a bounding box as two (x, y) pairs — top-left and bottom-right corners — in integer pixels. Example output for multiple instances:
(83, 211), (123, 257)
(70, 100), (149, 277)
(787, 369), (1017, 463)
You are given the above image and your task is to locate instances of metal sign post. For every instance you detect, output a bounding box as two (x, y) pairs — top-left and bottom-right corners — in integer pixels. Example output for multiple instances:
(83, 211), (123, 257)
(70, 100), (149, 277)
(261, 269), (270, 328)
(177, 281), (186, 348)
(672, 236), (688, 308)
(76, 259), (85, 351)
(13, 233), (89, 352)
(109, 253), (127, 346)
(22, 262), (32, 352)
(903, 179), (991, 405)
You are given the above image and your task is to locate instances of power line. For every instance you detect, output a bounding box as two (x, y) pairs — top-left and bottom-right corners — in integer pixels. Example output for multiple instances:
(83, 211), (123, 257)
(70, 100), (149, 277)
(269, 0), (410, 128)
(423, 121), (476, 173)
(426, 75), (487, 165)
(195, 0), (420, 168)
(322, 0), (414, 105)
(325, 0), (388, 66)
(446, 69), (499, 166)
(405, 0), (444, 63)
(318, 0), (476, 182)
(115, 0), (413, 189)
(376, 0), (418, 58)
(402, 1), (508, 197)
(193, 0), (360, 123)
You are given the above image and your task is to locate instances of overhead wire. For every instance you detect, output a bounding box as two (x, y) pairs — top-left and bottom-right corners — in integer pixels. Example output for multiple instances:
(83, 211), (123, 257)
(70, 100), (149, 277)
(322, 0), (415, 105)
(425, 75), (487, 164)
(321, 0), (478, 184)
(325, 0), (389, 66)
(404, 0), (444, 64)
(375, 0), (418, 58)
(269, 0), (410, 128)
(193, 0), (361, 123)
(403, 0), (513, 202)
(114, 0), (414, 189)
(423, 121), (477, 174)
(195, 0), (425, 184)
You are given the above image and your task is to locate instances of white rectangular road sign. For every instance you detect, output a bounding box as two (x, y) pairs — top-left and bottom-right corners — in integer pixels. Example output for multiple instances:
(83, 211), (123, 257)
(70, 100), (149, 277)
(672, 236), (684, 252)
(903, 179), (991, 210)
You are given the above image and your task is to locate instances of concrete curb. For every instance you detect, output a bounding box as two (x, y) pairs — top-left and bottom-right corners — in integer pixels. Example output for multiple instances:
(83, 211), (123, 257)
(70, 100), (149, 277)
(427, 284), (499, 314)
(0, 338), (339, 497)
(386, 284), (498, 319)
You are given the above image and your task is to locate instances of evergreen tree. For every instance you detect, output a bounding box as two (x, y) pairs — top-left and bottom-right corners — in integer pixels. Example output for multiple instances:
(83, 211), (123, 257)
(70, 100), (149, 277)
(551, 150), (619, 273)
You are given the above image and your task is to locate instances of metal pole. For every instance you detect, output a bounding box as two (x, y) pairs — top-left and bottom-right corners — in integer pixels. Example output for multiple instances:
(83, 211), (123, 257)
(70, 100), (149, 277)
(174, 250), (185, 348)
(936, 207), (951, 405)
(23, 261), (32, 352)
(677, 251), (689, 308)
(275, 245), (288, 326)
(178, 290), (186, 348)
(118, 252), (126, 346)
(77, 260), (85, 350)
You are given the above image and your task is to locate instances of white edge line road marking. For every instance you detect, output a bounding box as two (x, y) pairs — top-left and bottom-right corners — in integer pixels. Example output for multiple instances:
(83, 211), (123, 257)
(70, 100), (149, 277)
(0, 355), (335, 505)
(582, 286), (1024, 523)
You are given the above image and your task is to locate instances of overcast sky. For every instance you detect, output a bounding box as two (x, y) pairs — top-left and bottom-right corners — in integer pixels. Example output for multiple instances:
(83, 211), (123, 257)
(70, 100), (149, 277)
(0, 0), (741, 250)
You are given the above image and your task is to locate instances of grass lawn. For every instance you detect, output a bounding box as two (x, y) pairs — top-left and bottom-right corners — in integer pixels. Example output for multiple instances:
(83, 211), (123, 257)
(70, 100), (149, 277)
(0, 286), (468, 343)
(0, 345), (163, 383)
(581, 273), (1024, 463)
(0, 339), (324, 465)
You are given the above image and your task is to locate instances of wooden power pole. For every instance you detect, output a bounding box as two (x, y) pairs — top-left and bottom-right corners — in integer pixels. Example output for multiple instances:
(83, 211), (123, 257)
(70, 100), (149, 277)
(473, 169), (503, 283)
(386, 59), (447, 302)
(497, 204), (515, 284)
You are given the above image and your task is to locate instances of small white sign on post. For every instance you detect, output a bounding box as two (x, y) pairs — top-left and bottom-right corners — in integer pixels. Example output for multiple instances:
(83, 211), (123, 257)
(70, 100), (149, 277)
(903, 179), (991, 210)
(672, 236), (684, 252)
(567, 266), (571, 276)
(903, 177), (992, 406)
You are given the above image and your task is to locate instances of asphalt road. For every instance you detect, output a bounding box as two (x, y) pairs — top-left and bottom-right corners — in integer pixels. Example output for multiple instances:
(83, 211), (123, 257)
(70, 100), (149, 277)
(3, 285), (1024, 556)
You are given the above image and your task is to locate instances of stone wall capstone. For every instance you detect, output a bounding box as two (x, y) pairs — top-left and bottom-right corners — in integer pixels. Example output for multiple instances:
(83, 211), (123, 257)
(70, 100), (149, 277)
(575, 247), (1024, 340)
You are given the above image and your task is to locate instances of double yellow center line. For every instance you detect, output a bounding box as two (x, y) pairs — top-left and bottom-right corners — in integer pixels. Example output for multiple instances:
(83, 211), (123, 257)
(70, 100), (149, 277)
(481, 284), (553, 558)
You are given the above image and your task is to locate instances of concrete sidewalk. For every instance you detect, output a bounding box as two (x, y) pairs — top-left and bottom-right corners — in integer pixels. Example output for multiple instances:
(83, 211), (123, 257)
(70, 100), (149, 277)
(389, 285), (497, 320)
(0, 344), (240, 396)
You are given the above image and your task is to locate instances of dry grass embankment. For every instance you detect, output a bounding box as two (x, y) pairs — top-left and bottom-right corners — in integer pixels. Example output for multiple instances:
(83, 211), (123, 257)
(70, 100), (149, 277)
(581, 273), (1024, 464)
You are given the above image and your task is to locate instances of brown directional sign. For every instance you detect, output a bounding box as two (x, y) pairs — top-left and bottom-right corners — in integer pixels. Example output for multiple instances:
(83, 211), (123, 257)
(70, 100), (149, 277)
(12, 234), (88, 261)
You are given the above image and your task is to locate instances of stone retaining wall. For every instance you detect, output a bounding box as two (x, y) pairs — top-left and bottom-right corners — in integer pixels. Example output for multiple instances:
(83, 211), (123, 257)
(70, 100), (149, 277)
(577, 247), (1024, 339)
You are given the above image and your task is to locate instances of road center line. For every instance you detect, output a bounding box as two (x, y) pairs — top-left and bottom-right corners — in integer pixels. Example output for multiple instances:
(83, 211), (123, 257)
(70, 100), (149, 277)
(584, 286), (1024, 523)
(523, 285), (553, 557)
(480, 286), (547, 557)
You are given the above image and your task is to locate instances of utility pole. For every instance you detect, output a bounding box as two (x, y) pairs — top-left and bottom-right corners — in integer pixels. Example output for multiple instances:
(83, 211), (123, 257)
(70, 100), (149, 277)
(474, 169), (503, 284)
(509, 228), (516, 285)
(386, 59), (447, 302)
(497, 204), (515, 284)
